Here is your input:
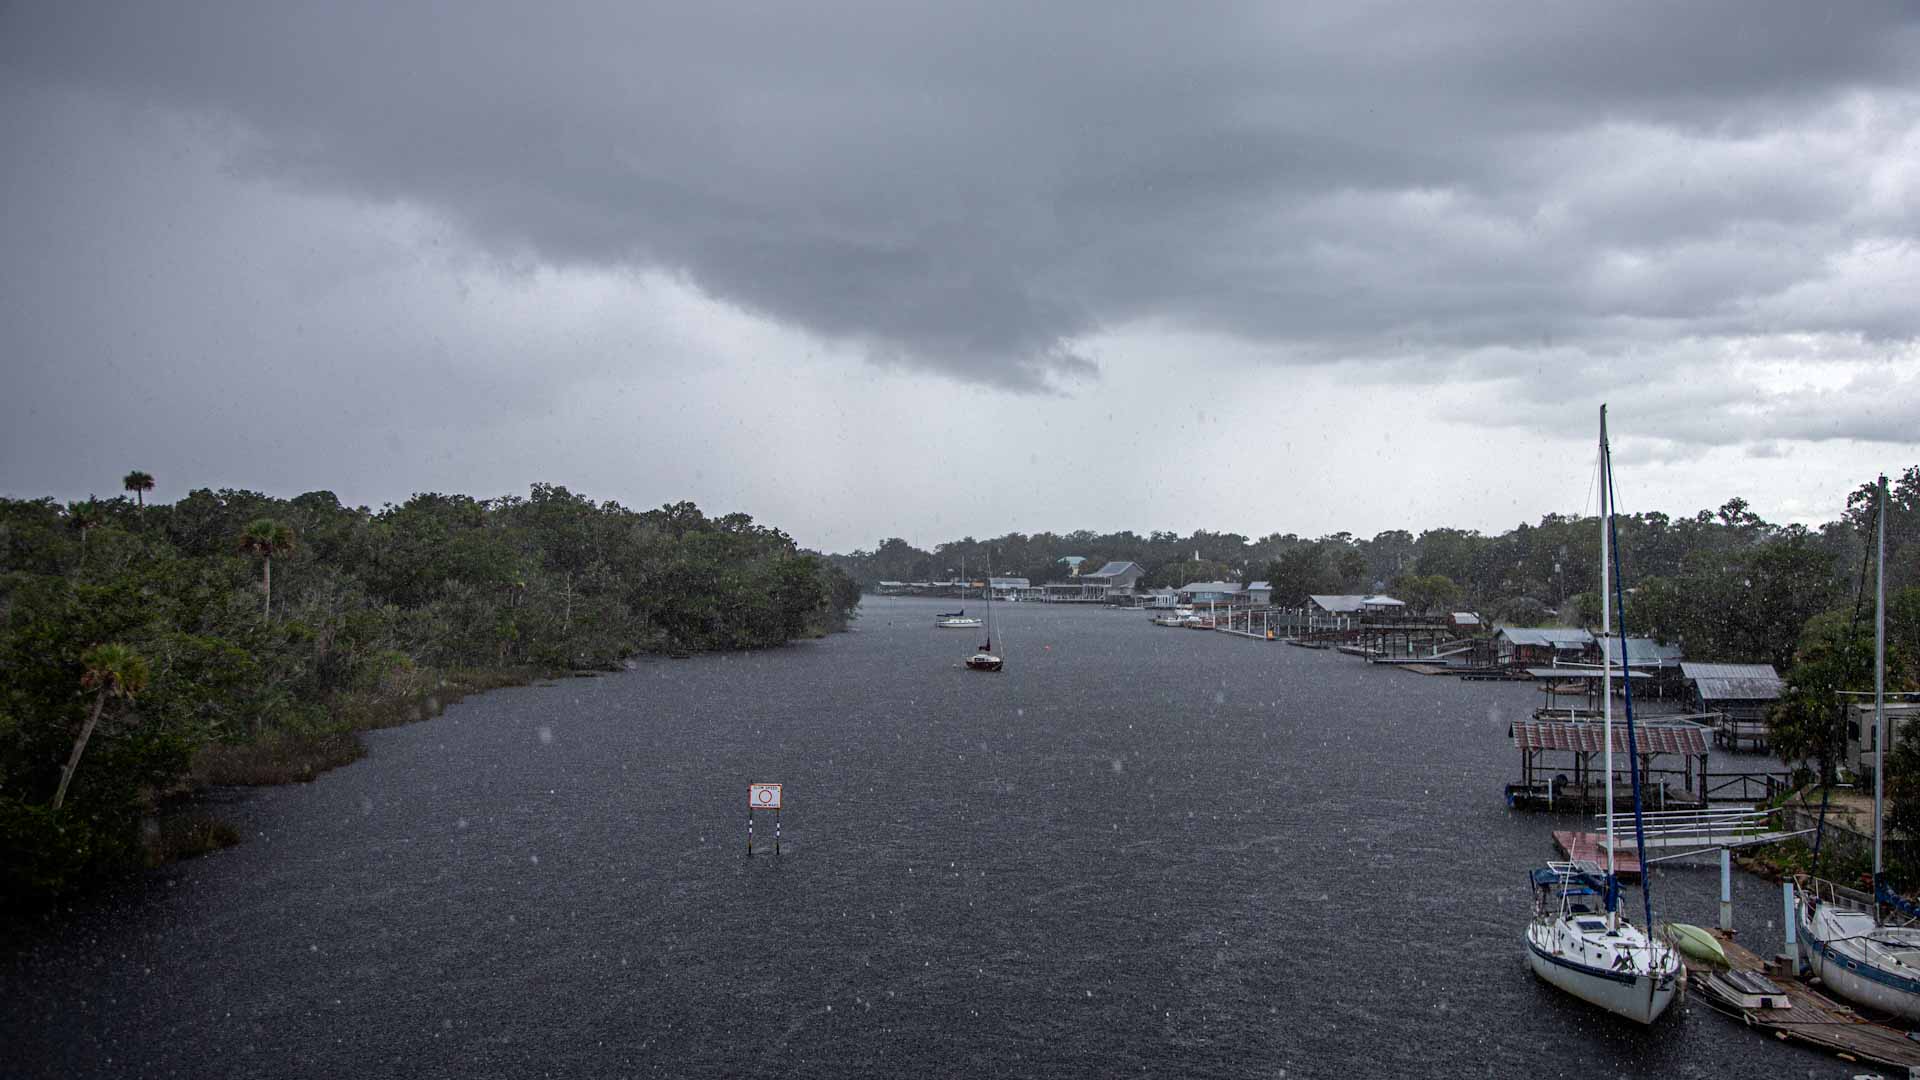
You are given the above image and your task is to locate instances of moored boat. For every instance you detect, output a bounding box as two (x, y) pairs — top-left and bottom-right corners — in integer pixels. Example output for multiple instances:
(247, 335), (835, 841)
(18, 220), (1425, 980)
(1794, 474), (1919, 1020)
(1523, 405), (1680, 1025)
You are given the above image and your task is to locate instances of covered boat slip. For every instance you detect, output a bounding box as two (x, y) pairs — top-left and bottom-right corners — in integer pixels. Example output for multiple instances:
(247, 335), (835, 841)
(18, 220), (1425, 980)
(1505, 717), (1712, 811)
(1526, 666), (1654, 710)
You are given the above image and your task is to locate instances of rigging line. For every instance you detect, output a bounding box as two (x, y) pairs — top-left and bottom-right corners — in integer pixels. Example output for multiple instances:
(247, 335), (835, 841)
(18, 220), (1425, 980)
(1814, 490), (1882, 877)
(1604, 432), (1660, 977)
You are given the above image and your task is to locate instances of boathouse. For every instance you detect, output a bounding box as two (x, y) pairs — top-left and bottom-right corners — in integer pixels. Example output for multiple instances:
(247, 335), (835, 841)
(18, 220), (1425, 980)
(1682, 662), (1783, 748)
(1304, 594), (1407, 630)
(1506, 716), (1712, 811)
(1494, 627), (1597, 668)
(1601, 637), (1685, 696)
(1682, 662), (1783, 722)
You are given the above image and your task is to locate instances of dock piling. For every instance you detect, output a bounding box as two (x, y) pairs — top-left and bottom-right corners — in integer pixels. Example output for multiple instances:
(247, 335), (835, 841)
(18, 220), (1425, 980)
(1720, 847), (1733, 930)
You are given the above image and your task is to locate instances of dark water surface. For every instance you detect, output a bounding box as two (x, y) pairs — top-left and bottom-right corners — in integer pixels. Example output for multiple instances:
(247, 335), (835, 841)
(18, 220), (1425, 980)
(6, 598), (1839, 1078)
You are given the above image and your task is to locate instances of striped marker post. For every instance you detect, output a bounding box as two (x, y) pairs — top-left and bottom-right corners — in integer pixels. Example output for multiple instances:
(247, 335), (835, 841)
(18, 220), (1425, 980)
(748, 783), (783, 858)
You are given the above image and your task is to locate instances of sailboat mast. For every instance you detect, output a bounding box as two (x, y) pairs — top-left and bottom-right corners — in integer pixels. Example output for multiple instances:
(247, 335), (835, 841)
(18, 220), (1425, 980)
(1601, 405), (1616, 903)
(1875, 473), (1887, 893)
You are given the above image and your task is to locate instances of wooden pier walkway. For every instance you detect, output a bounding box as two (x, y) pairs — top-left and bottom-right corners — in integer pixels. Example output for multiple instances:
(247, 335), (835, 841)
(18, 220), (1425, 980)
(1551, 831), (1641, 877)
(1685, 928), (1920, 1071)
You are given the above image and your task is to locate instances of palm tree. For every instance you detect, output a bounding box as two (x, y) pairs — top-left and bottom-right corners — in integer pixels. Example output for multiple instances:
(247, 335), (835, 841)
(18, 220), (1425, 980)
(239, 518), (297, 620)
(67, 499), (104, 569)
(52, 643), (151, 811)
(122, 470), (155, 507)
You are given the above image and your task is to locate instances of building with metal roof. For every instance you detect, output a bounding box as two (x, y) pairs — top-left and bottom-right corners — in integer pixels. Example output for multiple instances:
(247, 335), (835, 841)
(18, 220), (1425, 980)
(1506, 718), (1712, 811)
(1680, 663), (1780, 681)
(1680, 661), (1784, 726)
(1494, 626), (1598, 668)
(1084, 560), (1145, 583)
(1178, 581), (1243, 604)
(1308, 594), (1406, 614)
(1601, 637), (1684, 668)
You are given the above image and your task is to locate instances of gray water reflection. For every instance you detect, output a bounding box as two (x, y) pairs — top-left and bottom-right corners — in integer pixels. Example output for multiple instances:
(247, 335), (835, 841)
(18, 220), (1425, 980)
(4, 597), (1838, 1077)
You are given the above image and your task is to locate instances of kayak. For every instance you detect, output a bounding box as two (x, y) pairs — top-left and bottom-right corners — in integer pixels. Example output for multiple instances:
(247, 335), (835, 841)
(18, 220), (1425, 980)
(1663, 922), (1727, 967)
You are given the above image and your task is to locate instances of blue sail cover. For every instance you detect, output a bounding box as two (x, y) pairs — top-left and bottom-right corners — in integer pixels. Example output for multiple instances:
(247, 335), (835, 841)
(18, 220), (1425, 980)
(1532, 866), (1610, 895)
(1878, 881), (1920, 920)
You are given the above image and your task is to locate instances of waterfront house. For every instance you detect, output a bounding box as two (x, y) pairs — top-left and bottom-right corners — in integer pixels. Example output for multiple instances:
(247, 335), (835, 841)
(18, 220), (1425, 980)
(1040, 561), (1146, 603)
(1242, 581), (1273, 607)
(1178, 581), (1243, 608)
(1494, 627), (1598, 668)
(989, 576), (1031, 601)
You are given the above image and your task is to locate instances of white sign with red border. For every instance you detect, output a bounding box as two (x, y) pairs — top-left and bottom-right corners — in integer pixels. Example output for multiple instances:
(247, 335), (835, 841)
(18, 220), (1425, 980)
(748, 783), (782, 810)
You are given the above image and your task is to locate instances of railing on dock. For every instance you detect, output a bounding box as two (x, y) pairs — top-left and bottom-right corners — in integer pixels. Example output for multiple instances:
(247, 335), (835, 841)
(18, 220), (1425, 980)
(1594, 805), (1803, 854)
(1701, 770), (1789, 804)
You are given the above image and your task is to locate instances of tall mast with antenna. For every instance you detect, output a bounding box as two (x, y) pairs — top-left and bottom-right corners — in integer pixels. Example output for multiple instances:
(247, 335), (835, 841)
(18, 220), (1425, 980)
(1601, 405), (1616, 918)
(1875, 474), (1887, 901)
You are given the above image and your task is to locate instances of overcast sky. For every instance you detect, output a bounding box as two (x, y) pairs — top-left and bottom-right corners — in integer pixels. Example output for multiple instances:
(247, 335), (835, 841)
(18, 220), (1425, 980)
(4, 3), (1917, 553)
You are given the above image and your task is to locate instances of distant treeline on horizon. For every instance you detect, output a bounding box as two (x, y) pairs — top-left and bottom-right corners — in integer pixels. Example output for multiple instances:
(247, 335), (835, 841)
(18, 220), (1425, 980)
(828, 467), (1918, 641)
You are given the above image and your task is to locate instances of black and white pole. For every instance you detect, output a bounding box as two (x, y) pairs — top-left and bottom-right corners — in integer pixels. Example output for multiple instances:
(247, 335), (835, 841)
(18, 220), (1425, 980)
(747, 783), (783, 859)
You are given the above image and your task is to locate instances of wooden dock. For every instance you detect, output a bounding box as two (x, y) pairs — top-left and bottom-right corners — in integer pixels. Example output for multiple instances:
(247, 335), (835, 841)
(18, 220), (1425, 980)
(1684, 928), (1920, 1071)
(1551, 831), (1641, 877)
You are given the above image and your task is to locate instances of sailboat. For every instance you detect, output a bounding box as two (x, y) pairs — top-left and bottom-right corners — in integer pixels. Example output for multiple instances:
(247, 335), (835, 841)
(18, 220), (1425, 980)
(1524, 405), (1682, 1023)
(1793, 474), (1920, 1019)
(966, 574), (1003, 672)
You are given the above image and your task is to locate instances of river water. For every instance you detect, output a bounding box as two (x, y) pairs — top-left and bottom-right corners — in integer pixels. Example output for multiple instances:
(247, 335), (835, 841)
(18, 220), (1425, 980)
(5, 597), (1839, 1078)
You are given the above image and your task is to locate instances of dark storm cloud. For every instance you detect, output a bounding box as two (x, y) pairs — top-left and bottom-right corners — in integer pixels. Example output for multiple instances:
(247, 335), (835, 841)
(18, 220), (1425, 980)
(5, 1), (1918, 391)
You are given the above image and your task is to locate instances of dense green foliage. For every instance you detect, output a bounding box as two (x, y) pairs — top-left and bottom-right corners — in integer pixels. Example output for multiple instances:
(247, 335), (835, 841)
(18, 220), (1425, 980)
(1, 484), (857, 903)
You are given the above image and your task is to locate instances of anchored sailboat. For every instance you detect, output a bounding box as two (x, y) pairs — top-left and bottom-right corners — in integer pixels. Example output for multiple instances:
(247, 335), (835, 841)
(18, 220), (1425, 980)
(1793, 474), (1920, 1020)
(1524, 405), (1682, 1024)
(966, 573), (1003, 672)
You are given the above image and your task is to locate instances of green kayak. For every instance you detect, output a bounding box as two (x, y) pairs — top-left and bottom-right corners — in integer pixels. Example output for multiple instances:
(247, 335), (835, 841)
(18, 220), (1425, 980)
(1663, 922), (1727, 967)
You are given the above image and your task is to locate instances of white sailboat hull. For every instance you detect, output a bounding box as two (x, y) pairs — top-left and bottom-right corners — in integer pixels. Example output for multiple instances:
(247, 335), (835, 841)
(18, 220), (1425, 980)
(1525, 922), (1679, 1024)
(1797, 899), (1920, 1023)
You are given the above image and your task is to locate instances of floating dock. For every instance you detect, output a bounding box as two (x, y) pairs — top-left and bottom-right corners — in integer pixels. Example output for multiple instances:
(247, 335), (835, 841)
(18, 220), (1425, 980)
(1684, 928), (1920, 1071)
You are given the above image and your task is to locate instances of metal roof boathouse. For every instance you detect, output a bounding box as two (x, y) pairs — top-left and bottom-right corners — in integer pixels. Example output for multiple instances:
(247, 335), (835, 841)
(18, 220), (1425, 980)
(1506, 716), (1713, 812)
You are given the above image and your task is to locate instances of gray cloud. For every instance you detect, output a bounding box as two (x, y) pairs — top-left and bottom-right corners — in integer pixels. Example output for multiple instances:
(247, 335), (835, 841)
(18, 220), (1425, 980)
(6, 1), (1918, 391)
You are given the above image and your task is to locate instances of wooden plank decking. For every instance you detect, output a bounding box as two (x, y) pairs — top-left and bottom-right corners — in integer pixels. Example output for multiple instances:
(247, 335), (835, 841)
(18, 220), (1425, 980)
(1550, 831), (1642, 877)
(1684, 928), (1920, 1070)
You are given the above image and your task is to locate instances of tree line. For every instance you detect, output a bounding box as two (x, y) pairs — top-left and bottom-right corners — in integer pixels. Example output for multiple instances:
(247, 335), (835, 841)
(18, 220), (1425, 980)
(1, 481), (859, 903)
(831, 471), (1919, 665)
